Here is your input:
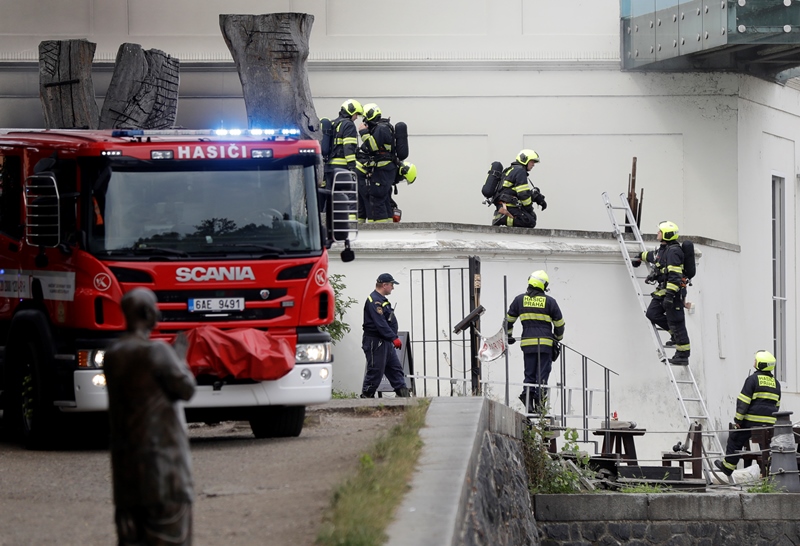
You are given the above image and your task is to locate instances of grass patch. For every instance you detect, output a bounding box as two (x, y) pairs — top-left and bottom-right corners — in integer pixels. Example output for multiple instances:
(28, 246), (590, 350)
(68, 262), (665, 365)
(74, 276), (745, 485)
(332, 389), (359, 399)
(316, 398), (430, 546)
(618, 483), (672, 493)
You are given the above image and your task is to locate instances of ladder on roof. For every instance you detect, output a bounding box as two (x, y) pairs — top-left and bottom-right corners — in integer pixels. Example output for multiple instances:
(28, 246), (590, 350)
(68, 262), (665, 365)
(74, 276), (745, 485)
(601, 191), (723, 479)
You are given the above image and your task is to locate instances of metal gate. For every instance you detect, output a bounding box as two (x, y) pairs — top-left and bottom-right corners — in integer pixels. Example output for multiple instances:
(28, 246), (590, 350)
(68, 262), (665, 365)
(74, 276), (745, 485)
(408, 259), (480, 397)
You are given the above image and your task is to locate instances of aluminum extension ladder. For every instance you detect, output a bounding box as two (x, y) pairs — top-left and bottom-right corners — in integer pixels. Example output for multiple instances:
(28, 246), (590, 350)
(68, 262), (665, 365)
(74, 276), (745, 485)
(602, 192), (723, 478)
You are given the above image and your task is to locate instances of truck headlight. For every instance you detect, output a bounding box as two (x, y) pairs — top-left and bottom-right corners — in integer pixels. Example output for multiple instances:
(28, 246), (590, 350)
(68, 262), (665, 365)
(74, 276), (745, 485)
(78, 349), (105, 368)
(295, 343), (331, 363)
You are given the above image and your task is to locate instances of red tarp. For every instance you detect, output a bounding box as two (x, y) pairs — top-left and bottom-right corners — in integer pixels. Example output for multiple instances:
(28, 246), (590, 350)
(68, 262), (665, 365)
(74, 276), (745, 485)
(183, 326), (294, 381)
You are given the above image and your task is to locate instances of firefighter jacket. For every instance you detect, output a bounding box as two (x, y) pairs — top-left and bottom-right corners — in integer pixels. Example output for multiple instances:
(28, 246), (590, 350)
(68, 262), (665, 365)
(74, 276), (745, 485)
(359, 120), (395, 170)
(327, 113), (359, 171)
(734, 370), (781, 425)
(362, 290), (399, 341)
(505, 287), (565, 351)
(497, 162), (545, 213)
(641, 241), (684, 297)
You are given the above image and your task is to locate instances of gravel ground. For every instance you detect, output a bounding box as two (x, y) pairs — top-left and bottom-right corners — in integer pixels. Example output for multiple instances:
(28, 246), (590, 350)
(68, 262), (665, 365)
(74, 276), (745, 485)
(0, 401), (407, 546)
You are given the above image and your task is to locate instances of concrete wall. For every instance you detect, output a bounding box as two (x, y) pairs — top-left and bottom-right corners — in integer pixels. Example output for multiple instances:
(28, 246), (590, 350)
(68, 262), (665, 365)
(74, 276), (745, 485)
(535, 493), (800, 545)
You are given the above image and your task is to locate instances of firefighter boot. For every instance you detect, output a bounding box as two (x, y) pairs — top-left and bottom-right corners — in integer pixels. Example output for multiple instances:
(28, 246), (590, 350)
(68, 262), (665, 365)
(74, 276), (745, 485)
(664, 338), (676, 348)
(669, 351), (690, 366)
(714, 459), (733, 476)
(395, 387), (410, 398)
(360, 393), (375, 399)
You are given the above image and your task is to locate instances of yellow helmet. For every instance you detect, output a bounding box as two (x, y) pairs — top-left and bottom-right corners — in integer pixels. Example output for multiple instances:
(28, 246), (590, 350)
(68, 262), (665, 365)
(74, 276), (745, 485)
(363, 103), (382, 122)
(341, 99), (363, 117)
(755, 350), (776, 372)
(527, 270), (549, 291)
(658, 221), (679, 241)
(516, 149), (540, 165)
(399, 161), (417, 184)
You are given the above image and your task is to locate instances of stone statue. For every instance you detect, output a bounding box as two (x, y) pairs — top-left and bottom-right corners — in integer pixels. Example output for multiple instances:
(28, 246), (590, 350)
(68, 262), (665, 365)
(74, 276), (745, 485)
(105, 287), (196, 545)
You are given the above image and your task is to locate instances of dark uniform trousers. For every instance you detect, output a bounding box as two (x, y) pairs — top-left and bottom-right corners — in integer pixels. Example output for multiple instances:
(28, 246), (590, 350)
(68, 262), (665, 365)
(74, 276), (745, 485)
(361, 336), (405, 396)
(645, 290), (690, 351)
(522, 347), (552, 410)
(722, 422), (770, 470)
(366, 164), (396, 222)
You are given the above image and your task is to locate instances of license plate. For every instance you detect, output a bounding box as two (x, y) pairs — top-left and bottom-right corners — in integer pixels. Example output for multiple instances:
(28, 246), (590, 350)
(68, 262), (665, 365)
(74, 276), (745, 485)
(188, 297), (245, 313)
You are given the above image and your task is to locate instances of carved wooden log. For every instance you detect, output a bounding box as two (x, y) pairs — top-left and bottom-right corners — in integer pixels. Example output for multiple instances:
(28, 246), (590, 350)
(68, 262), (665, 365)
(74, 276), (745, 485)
(99, 44), (180, 129)
(38, 39), (99, 129)
(220, 13), (320, 139)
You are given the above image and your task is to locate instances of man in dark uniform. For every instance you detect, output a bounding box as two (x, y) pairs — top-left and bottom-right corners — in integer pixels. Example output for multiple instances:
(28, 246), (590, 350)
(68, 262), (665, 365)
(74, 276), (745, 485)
(361, 273), (410, 398)
(358, 103), (397, 223)
(714, 350), (781, 476)
(105, 288), (197, 546)
(635, 220), (691, 365)
(493, 149), (547, 228)
(505, 270), (565, 413)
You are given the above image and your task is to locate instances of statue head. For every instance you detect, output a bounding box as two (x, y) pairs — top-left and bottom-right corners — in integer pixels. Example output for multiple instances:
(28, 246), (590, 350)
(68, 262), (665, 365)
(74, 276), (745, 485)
(121, 287), (160, 333)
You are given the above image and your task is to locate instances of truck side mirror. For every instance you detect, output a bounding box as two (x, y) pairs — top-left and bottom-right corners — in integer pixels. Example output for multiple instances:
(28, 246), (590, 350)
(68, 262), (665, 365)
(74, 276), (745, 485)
(330, 169), (358, 261)
(24, 174), (61, 248)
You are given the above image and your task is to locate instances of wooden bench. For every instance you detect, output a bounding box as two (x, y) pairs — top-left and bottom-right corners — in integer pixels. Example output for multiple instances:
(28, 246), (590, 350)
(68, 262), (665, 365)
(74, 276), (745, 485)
(662, 422), (703, 479)
(593, 425), (646, 466)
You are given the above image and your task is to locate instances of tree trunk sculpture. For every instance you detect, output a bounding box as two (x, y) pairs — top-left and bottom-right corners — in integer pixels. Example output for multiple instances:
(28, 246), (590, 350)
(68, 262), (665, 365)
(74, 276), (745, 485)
(38, 39), (99, 129)
(220, 13), (320, 139)
(99, 44), (180, 130)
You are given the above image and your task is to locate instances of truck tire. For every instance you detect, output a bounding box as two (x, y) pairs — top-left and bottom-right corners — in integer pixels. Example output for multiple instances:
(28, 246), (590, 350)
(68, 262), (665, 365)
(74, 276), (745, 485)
(7, 340), (58, 449)
(248, 406), (306, 438)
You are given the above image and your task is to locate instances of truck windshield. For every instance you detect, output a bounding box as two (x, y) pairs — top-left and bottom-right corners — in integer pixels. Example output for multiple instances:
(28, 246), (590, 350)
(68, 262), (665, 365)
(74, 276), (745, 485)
(87, 158), (322, 257)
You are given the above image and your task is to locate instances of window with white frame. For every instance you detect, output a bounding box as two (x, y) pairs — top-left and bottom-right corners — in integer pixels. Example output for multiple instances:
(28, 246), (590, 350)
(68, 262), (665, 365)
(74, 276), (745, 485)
(772, 175), (786, 381)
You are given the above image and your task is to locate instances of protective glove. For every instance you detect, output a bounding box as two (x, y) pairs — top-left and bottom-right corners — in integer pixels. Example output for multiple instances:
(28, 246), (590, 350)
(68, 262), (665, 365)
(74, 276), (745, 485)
(630, 255), (642, 268)
(392, 338), (402, 349)
(507, 334), (516, 345)
(539, 197), (547, 211)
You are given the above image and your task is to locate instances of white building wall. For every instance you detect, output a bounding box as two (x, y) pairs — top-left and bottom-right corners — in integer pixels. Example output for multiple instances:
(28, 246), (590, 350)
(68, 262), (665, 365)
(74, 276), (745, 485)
(0, 0), (797, 458)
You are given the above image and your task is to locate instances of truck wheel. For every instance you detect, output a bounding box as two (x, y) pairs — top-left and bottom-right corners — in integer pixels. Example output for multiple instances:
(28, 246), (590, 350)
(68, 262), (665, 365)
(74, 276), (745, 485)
(248, 406), (306, 438)
(12, 341), (58, 449)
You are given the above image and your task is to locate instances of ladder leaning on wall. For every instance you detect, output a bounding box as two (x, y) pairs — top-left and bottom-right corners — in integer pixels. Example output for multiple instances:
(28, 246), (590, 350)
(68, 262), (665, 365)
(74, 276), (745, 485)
(601, 191), (723, 478)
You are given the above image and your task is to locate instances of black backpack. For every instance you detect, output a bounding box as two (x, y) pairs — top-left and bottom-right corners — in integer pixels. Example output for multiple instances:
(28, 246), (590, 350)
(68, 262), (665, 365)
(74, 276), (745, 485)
(320, 117), (333, 161)
(681, 240), (696, 279)
(481, 161), (505, 202)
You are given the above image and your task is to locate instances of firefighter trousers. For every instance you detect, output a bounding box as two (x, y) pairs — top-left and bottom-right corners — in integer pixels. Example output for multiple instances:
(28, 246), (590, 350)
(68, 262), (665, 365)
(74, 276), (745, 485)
(645, 295), (690, 353)
(521, 348), (552, 411)
(722, 423), (769, 473)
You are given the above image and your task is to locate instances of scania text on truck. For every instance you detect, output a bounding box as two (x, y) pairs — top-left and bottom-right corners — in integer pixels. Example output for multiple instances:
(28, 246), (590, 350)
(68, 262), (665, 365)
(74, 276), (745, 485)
(0, 128), (357, 448)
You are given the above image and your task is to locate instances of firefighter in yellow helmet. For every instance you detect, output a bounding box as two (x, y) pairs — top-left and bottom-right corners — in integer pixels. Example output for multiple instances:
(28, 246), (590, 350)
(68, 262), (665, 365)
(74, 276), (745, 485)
(635, 221), (691, 365)
(504, 270), (565, 413)
(325, 99), (363, 185)
(714, 350), (781, 477)
(493, 149), (547, 228)
(357, 103), (397, 223)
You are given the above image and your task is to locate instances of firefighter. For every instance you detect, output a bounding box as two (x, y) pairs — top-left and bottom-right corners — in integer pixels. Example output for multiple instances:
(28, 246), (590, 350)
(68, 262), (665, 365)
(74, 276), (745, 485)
(325, 99), (363, 187)
(714, 350), (781, 477)
(360, 273), (410, 398)
(358, 103), (397, 223)
(634, 221), (691, 365)
(505, 270), (565, 413)
(492, 149), (547, 228)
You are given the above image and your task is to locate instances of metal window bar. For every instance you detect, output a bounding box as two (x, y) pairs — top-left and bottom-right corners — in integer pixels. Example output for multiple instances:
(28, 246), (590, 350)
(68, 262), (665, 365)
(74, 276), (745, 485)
(601, 191), (724, 474)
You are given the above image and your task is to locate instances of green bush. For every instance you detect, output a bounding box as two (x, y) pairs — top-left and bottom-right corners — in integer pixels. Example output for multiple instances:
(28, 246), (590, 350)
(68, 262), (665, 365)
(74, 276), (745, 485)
(323, 273), (358, 344)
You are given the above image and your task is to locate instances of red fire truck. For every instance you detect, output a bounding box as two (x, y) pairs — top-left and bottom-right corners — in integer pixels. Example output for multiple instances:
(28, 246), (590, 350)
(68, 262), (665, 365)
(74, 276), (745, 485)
(0, 128), (356, 448)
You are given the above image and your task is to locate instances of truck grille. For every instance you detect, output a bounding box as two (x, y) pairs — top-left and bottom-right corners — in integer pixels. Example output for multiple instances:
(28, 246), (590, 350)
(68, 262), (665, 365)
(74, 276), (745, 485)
(154, 288), (288, 323)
